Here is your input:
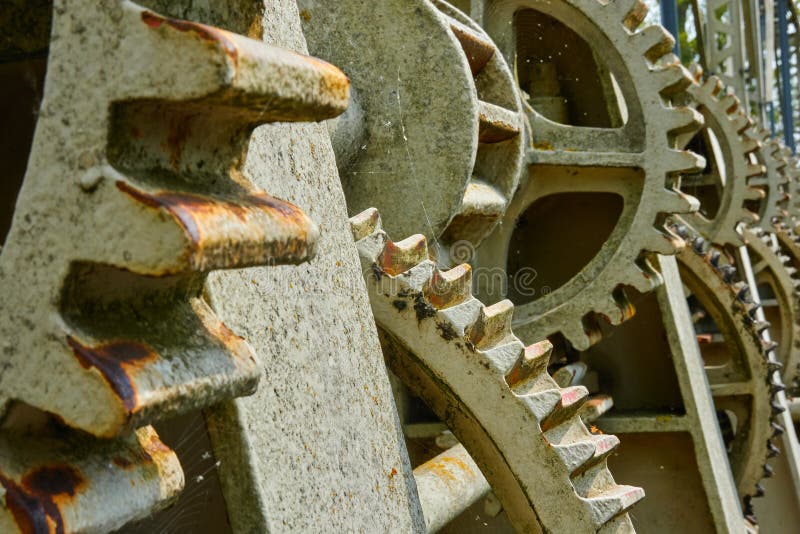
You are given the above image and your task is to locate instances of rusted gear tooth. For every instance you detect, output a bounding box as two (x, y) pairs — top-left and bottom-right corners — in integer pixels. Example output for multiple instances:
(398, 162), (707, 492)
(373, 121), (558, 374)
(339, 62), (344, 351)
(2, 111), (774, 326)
(754, 320), (771, 333)
(425, 264), (473, 309)
(761, 340), (779, 354)
(735, 285), (751, 303)
(616, 0), (649, 30)
(467, 300), (515, 349)
(0, 427), (182, 533)
(632, 24), (675, 62)
(506, 341), (553, 388)
(762, 464), (774, 478)
(0, 0), (341, 439)
(768, 361), (784, 374)
(771, 401), (786, 416)
(545, 432), (620, 475)
(353, 210), (640, 532)
(540, 386), (590, 431)
(349, 207), (382, 241)
(378, 235), (429, 276)
(709, 250), (722, 268)
(447, 17), (496, 74)
(753, 483), (766, 498)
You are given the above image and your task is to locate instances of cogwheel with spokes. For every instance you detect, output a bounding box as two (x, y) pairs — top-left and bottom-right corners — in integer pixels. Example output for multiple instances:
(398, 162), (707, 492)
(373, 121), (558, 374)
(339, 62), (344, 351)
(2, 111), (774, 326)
(473, 0), (704, 349)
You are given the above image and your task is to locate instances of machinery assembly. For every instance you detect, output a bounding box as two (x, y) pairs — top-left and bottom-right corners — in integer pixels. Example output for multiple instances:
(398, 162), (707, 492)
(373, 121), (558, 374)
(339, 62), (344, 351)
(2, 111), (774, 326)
(0, 0), (798, 532)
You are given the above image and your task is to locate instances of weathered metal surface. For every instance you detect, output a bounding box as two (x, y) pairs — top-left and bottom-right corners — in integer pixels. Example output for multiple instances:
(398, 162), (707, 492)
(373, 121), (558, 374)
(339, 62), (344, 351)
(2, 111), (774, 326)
(413, 444), (491, 533)
(299, 0), (525, 250)
(0, 0), (343, 439)
(473, 0), (703, 350)
(585, 254), (745, 532)
(0, 426), (183, 533)
(352, 207), (642, 532)
(673, 224), (778, 506)
(680, 75), (764, 247)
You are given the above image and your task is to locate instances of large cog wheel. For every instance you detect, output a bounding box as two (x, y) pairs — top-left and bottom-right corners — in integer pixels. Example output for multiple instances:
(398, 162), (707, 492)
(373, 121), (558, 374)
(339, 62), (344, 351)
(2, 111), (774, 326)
(473, 0), (703, 350)
(673, 224), (783, 512)
(299, 0), (525, 250)
(749, 131), (792, 233)
(680, 75), (765, 247)
(350, 207), (644, 533)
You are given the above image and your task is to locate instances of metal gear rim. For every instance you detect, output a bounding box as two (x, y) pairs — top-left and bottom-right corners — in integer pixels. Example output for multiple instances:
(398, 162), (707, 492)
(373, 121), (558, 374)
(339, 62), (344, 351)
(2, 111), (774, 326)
(674, 224), (781, 507)
(350, 207), (643, 533)
(473, 0), (703, 350)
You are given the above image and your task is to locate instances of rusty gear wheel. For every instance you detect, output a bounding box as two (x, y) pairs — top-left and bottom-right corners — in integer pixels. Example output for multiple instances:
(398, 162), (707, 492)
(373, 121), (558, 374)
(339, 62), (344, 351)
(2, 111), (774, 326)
(680, 75), (764, 247)
(749, 132), (792, 234)
(351, 207), (643, 533)
(472, 0), (703, 350)
(673, 223), (783, 509)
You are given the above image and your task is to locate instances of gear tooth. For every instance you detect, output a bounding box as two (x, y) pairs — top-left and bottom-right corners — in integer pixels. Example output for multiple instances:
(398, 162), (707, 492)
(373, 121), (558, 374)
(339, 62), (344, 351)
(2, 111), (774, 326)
(761, 339), (779, 353)
(653, 62), (693, 96)
(701, 75), (724, 96)
(771, 421), (785, 437)
(768, 361), (784, 373)
(720, 264), (737, 283)
(692, 236), (707, 254)
(754, 320), (771, 333)
(742, 137), (761, 153)
(616, 0), (649, 30)
(662, 189), (699, 214)
(666, 148), (705, 174)
(632, 24), (675, 62)
(379, 234), (428, 275)
(745, 163), (765, 178)
(664, 106), (704, 136)
(770, 382), (786, 396)
(771, 401), (786, 416)
(767, 441), (781, 458)
(426, 264), (473, 309)
(735, 284), (751, 303)
(579, 394), (615, 424)
(560, 319), (596, 352)
(584, 485), (645, 527)
(753, 482), (765, 498)
(646, 227), (684, 255)
(719, 92), (740, 113)
(551, 361), (588, 388)
(506, 340), (553, 388)
(349, 207), (382, 241)
(547, 433), (620, 474)
(731, 111), (752, 134)
(541, 386), (590, 431)
(708, 250), (721, 268)
(468, 300), (515, 349)
(763, 464), (774, 478)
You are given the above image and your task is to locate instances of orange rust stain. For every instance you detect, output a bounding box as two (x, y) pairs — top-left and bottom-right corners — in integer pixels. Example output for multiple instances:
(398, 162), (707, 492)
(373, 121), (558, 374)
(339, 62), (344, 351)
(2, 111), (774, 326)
(379, 237), (426, 276)
(448, 23), (494, 75)
(0, 466), (86, 534)
(388, 468), (398, 479)
(426, 264), (471, 309)
(165, 115), (193, 171)
(140, 11), (238, 63)
(67, 336), (157, 413)
(299, 9), (311, 22)
(533, 140), (555, 151)
(589, 425), (603, 435)
(418, 456), (475, 485)
(115, 181), (311, 263)
(696, 334), (713, 344)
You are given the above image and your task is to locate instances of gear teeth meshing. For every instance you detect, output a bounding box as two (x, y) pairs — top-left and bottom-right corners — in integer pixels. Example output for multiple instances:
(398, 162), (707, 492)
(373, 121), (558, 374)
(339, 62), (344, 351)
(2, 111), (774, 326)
(351, 208), (641, 532)
(676, 223), (779, 506)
